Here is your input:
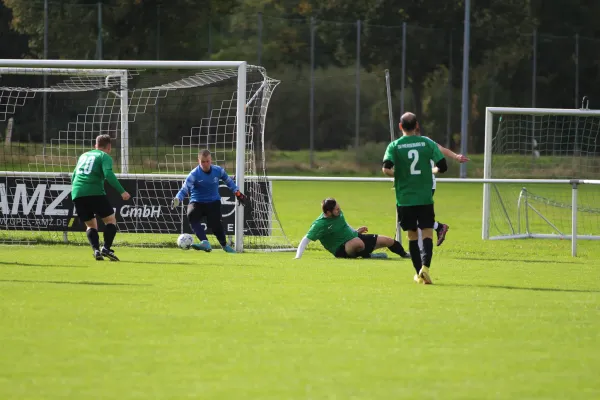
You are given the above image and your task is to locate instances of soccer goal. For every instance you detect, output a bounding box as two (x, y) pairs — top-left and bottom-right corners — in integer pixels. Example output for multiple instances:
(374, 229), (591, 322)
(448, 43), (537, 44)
(482, 106), (600, 254)
(0, 59), (293, 251)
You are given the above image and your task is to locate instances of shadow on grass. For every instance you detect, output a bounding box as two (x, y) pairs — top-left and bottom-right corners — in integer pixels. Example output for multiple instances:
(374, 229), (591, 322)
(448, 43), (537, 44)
(123, 260), (188, 266)
(452, 257), (584, 265)
(0, 279), (151, 287)
(437, 283), (600, 293)
(0, 261), (89, 268)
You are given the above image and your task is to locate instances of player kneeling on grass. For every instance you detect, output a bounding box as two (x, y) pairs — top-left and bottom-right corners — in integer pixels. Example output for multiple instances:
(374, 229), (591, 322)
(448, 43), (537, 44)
(71, 134), (131, 261)
(294, 198), (410, 260)
(171, 149), (247, 253)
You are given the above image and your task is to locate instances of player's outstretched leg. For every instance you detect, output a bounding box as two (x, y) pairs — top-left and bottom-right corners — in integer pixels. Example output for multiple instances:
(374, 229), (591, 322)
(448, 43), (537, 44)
(373, 235), (410, 259)
(207, 207), (234, 253)
(434, 221), (449, 246)
(190, 221), (212, 252)
(187, 202), (212, 252)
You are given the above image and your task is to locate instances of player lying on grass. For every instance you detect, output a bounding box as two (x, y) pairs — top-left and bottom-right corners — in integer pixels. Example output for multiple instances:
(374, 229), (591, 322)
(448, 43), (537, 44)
(382, 112), (447, 284)
(295, 198), (411, 259)
(171, 149), (247, 253)
(417, 126), (469, 247)
(71, 134), (131, 261)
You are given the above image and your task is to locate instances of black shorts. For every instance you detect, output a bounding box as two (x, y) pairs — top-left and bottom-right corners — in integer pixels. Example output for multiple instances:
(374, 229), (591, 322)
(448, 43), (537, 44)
(187, 200), (222, 227)
(73, 195), (114, 222)
(397, 204), (435, 231)
(334, 233), (378, 258)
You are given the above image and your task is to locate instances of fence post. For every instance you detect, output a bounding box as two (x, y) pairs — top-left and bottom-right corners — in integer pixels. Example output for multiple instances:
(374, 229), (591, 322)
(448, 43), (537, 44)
(575, 33), (579, 109)
(531, 29), (537, 108)
(459, 0), (471, 178)
(43, 0), (48, 156)
(400, 22), (407, 117)
(207, 20), (212, 124)
(155, 5), (161, 160)
(530, 29), (537, 165)
(446, 30), (452, 149)
(355, 20), (361, 150)
(257, 12), (263, 65)
(96, 1), (103, 59)
(309, 17), (316, 168)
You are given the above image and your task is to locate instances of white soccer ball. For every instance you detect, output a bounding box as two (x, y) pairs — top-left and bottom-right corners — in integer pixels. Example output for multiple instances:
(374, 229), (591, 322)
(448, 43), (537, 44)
(177, 234), (194, 250)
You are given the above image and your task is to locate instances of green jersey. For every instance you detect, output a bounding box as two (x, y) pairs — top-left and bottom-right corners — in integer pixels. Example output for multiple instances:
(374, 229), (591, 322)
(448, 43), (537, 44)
(306, 211), (358, 255)
(71, 149), (125, 200)
(383, 135), (444, 206)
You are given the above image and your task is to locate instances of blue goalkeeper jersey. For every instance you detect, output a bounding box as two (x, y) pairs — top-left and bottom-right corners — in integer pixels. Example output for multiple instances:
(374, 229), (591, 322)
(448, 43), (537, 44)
(175, 165), (239, 203)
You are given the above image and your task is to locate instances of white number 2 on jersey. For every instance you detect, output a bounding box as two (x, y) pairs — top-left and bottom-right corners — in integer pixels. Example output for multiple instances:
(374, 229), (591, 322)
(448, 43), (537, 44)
(408, 149), (421, 175)
(76, 155), (96, 175)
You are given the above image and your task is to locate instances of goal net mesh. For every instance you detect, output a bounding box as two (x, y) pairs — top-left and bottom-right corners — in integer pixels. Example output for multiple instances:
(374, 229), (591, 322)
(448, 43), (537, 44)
(0, 65), (294, 250)
(487, 113), (600, 238)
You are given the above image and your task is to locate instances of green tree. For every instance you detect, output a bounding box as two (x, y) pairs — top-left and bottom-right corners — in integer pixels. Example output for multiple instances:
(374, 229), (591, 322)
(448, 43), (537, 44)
(3, 0), (238, 60)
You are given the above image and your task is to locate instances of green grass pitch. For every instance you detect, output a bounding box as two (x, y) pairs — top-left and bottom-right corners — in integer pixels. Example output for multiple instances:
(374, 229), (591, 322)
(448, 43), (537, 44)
(1, 181), (599, 399)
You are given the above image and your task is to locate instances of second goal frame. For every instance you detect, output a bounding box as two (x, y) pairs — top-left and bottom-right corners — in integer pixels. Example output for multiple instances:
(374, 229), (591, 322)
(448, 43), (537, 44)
(482, 106), (600, 255)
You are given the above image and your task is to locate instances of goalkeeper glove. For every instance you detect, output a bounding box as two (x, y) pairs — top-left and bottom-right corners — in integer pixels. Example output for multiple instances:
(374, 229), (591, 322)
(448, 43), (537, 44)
(170, 197), (180, 209)
(235, 191), (248, 206)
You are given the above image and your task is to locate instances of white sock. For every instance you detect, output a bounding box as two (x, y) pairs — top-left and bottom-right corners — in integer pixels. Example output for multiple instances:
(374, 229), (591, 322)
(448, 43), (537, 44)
(433, 221), (439, 230)
(417, 229), (423, 251)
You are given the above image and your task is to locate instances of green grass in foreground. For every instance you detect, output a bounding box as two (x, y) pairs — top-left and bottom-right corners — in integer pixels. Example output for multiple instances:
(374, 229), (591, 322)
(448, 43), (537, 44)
(0, 182), (599, 399)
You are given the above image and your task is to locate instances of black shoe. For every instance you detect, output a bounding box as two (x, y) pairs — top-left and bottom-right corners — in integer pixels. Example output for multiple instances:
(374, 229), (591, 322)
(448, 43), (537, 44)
(401, 252), (411, 259)
(94, 249), (104, 261)
(101, 247), (120, 262)
(436, 224), (449, 246)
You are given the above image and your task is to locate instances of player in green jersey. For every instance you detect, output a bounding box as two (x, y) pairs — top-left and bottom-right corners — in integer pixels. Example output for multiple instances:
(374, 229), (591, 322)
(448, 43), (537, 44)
(294, 198), (410, 259)
(382, 112), (448, 284)
(71, 134), (130, 261)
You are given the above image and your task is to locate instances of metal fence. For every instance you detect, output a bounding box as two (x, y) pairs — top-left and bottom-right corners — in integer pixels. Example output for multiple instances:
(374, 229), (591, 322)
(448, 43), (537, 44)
(3, 1), (600, 161)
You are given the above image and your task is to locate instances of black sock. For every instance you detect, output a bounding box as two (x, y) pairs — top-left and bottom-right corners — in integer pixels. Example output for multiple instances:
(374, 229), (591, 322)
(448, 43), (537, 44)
(422, 238), (433, 267)
(388, 240), (408, 257)
(212, 227), (227, 247)
(408, 240), (422, 274)
(86, 228), (100, 250)
(103, 223), (117, 250)
(435, 222), (443, 232)
(357, 249), (371, 258)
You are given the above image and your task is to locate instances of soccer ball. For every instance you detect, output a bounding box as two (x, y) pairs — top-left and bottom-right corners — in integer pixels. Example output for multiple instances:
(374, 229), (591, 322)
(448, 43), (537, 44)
(177, 234), (194, 250)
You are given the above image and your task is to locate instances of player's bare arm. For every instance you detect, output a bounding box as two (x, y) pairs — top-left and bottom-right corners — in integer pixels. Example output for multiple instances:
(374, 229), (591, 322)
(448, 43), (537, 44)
(437, 143), (469, 163)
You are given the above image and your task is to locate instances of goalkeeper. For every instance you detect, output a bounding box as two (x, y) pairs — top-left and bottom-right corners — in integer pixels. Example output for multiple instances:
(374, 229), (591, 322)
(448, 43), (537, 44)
(171, 149), (247, 253)
(71, 134), (131, 261)
(295, 198), (410, 259)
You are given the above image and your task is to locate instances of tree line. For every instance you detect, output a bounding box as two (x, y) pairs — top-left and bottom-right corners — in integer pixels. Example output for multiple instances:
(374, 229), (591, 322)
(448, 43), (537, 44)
(2, 0), (600, 153)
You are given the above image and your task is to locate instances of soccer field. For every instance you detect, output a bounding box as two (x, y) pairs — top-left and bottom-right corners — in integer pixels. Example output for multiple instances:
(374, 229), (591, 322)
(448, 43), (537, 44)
(1, 181), (599, 399)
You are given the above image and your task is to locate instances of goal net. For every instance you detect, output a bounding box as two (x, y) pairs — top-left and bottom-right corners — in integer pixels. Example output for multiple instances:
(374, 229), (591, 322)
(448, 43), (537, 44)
(0, 60), (294, 251)
(482, 107), (600, 241)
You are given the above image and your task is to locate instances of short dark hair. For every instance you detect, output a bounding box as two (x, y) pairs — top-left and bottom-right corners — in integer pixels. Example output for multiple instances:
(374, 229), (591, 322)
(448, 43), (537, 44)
(198, 149), (211, 158)
(96, 134), (111, 149)
(400, 112), (418, 132)
(322, 198), (337, 214)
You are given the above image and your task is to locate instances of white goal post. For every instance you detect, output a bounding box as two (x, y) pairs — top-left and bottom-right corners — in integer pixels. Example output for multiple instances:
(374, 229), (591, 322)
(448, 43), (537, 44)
(0, 59), (293, 251)
(483, 106), (600, 255)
